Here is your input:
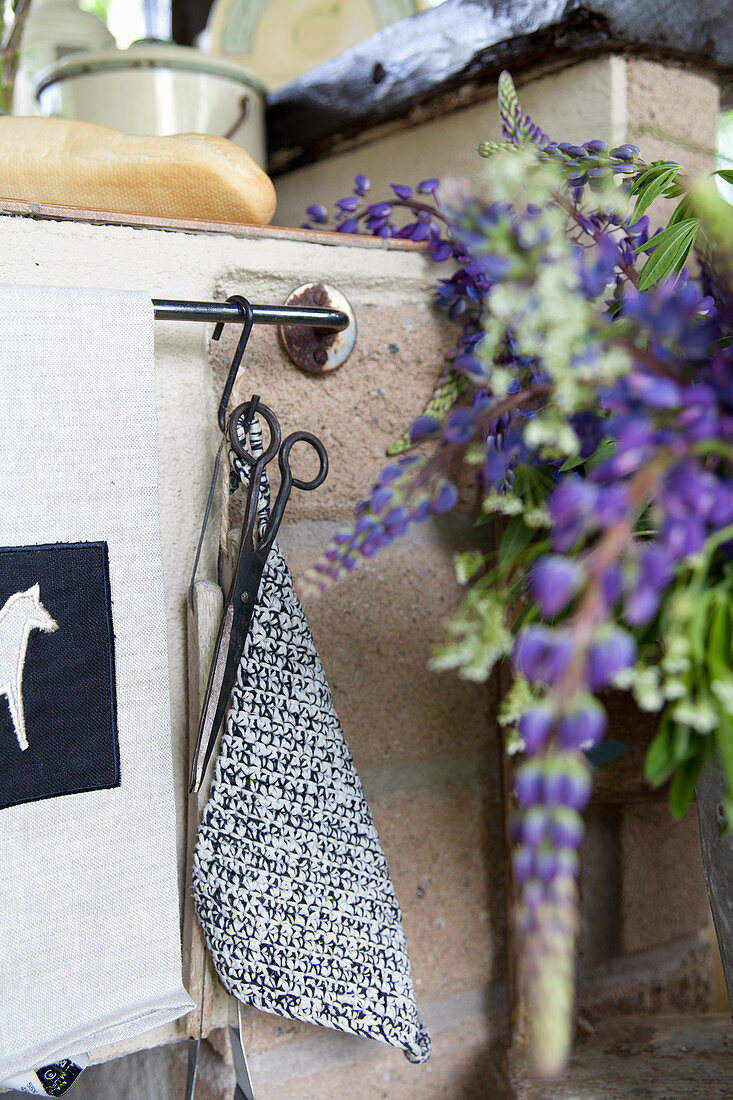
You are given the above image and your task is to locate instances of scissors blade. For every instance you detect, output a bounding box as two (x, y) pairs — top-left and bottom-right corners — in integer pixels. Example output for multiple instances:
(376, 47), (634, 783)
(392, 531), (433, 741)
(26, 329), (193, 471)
(229, 998), (257, 1100)
(189, 592), (255, 793)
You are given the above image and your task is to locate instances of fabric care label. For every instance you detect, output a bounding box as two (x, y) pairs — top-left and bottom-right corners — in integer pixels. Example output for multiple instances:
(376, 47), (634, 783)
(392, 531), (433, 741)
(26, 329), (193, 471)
(0, 542), (119, 809)
(0, 1055), (89, 1095)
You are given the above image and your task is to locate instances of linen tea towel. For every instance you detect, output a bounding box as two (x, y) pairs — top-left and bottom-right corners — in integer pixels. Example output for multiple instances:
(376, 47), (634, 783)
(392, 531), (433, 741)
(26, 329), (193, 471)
(0, 285), (193, 1079)
(192, 422), (430, 1064)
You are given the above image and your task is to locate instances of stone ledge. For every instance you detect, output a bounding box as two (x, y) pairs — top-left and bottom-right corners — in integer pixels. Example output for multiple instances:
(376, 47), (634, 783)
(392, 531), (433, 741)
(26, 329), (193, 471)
(577, 933), (715, 1017)
(508, 1014), (733, 1100)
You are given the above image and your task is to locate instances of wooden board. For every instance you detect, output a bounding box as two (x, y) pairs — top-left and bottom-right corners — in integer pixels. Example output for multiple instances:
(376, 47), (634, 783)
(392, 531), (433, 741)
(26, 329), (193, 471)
(0, 197), (424, 248)
(181, 579), (231, 1038)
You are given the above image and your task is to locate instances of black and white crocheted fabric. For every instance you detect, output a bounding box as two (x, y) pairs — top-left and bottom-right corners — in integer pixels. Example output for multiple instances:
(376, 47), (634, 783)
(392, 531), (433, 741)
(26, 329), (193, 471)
(192, 430), (430, 1064)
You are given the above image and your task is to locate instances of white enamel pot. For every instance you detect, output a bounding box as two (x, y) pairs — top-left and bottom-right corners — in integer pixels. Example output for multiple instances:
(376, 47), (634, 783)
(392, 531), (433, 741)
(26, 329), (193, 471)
(35, 43), (267, 167)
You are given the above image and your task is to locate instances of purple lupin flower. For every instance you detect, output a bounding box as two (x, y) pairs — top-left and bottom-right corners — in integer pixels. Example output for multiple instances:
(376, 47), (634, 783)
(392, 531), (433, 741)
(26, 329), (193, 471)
(443, 406), (476, 443)
(337, 217), (359, 234)
(556, 699), (607, 750)
(527, 555), (583, 617)
(609, 144), (641, 161)
(521, 806), (549, 849)
(594, 484), (630, 528)
(367, 201), (392, 219)
(512, 732), (591, 1076)
(623, 542), (673, 626)
(515, 759), (543, 807)
(514, 626), (574, 685)
(661, 515), (706, 561)
(430, 480), (459, 514)
(601, 562), (624, 608)
(548, 477), (599, 551)
(535, 847), (559, 883)
(518, 705), (555, 755)
(557, 754), (593, 811)
(586, 627), (636, 690)
(512, 844), (534, 884)
(390, 183), (413, 200)
(550, 806), (584, 849)
(409, 415), (441, 443)
(429, 239), (454, 264)
(482, 447), (509, 492)
(306, 203), (328, 223)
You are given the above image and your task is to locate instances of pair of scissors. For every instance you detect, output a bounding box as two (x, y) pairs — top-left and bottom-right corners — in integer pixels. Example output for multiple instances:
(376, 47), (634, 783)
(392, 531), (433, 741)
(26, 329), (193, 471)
(189, 396), (328, 794)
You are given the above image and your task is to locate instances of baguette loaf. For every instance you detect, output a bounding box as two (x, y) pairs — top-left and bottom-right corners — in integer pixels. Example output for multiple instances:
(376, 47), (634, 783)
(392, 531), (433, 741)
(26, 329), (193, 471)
(0, 116), (277, 225)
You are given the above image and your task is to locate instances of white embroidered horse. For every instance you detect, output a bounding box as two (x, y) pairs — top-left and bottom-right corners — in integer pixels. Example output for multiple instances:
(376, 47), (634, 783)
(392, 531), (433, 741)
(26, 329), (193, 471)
(0, 584), (58, 751)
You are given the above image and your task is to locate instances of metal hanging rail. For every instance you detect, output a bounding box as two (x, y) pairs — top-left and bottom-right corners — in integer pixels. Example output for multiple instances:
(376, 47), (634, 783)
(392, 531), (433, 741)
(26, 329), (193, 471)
(152, 298), (348, 330)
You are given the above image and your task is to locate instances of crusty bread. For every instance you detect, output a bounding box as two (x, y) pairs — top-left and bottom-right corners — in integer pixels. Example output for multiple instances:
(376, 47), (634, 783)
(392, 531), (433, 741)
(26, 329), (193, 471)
(0, 116), (277, 225)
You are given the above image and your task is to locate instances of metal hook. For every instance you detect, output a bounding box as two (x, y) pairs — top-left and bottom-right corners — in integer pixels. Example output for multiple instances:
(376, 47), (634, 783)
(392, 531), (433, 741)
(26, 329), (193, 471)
(213, 295), (255, 432)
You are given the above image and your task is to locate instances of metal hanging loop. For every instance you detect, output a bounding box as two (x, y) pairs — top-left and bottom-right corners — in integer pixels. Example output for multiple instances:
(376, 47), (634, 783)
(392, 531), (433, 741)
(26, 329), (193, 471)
(213, 295), (255, 432)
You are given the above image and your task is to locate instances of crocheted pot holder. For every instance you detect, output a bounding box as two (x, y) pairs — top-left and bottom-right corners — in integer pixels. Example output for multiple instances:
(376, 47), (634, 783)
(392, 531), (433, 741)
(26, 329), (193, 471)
(192, 437), (430, 1064)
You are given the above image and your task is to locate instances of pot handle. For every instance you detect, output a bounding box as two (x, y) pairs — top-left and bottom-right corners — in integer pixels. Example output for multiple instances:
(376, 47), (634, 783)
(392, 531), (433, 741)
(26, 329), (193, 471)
(222, 94), (249, 141)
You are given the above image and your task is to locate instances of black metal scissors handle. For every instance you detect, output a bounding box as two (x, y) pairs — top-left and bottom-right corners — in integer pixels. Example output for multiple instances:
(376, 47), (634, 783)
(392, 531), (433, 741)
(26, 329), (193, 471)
(228, 400), (328, 560)
(189, 400), (328, 793)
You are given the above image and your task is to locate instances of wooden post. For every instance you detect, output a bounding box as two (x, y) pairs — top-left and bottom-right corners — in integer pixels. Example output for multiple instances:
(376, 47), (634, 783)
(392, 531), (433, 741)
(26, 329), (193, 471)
(181, 579), (230, 1038)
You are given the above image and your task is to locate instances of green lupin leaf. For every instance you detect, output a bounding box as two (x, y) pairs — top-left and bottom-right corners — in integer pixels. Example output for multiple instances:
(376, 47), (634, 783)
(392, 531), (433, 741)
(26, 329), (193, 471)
(670, 751), (708, 819)
(713, 169), (733, 188)
(706, 594), (733, 682)
(645, 713), (677, 787)
(636, 218), (701, 289)
(629, 162), (683, 220)
(498, 516), (535, 567)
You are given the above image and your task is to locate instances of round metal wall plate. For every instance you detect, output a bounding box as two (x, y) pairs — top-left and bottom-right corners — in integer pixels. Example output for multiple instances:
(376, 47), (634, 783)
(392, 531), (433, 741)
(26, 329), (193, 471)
(279, 283), (356, 374)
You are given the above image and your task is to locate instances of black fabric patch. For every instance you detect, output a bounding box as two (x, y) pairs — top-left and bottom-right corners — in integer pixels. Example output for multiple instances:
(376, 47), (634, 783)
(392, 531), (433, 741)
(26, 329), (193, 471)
(0, 542), (119, 809)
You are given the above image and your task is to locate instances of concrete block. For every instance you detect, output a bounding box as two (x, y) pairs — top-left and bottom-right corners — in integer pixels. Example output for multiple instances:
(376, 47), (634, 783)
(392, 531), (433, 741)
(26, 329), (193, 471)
(0, 211), (454, 946)
(367, 776), (505, 1003)
(578, 809), (715, 1017)
(250, 1017), (505, 1100)
(578, 805), (622, 972)
(626, 58), (720, 178)
(279, 518), (494, 770)
(620, 804), (710, 956)
(211, 300), (460, 523)
(170, 1039), (236, 1099)
(244, 985), (508, 1100)
(591, 691), (665, 804)
(509, 1014), (733, 1100)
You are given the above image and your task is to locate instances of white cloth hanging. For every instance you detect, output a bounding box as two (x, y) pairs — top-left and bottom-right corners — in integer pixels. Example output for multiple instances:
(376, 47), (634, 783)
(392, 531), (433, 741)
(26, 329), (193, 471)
(0, 284), (193, 1079)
